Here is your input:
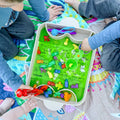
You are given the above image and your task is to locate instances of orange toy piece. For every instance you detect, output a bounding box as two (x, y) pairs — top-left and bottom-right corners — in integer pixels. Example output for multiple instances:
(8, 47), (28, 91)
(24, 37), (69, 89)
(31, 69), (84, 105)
(40, 85), (48, 91)
(37, 60), (44, 64)
(64, 92), (72, 102)
(37, 47), (41, 54)
(33, 84), (37, 89)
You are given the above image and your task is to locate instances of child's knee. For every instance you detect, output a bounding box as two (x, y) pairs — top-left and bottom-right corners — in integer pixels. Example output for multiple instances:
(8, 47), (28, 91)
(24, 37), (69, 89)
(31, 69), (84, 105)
(100, 55), (110, 71)
(100, 55), (120, 72)
(4, 47), (19, 60)
(19, 22), (34, 39)
(24, 23), (34, 39)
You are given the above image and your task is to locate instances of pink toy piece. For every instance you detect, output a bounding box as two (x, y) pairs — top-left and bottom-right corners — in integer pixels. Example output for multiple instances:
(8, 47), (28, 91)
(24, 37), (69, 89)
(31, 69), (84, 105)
(3, 83), (13, 92)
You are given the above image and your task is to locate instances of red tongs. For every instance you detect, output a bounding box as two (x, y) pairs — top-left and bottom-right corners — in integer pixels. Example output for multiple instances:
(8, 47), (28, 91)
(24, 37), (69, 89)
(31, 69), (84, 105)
(16, 85), (48, 97)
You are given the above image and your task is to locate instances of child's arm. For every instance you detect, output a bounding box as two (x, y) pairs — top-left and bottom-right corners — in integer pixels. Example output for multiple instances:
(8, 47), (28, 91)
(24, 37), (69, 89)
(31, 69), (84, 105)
(0, 51), (23, 91)
(28, 0), (64, 21)
(0, 99), (37, 120)
(81, 21), (120, 51)
(28, 0), (49, 21)
(0, 51), (33, 97)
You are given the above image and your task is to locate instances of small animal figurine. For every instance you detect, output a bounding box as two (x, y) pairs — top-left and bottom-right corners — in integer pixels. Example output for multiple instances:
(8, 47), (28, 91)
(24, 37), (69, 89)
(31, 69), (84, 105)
(37, 47), (41, 54)
(16, 88), (43, 97)
(44, 36), (50, 41)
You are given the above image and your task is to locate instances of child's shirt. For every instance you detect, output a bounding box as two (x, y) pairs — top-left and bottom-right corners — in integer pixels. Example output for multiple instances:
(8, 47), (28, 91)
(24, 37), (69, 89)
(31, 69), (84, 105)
(0, 0), (49, 29)
(88, 20), (120, 50)
(7, 10), (19, 27)
(0, 8), (17, 29)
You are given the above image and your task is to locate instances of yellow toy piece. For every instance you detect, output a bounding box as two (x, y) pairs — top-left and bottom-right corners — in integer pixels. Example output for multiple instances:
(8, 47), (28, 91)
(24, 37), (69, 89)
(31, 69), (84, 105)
(47, 71), (53, 79)
(55, 82), (63, 90)
(64, 38), (69, 45)
(72, 44), (79, 50)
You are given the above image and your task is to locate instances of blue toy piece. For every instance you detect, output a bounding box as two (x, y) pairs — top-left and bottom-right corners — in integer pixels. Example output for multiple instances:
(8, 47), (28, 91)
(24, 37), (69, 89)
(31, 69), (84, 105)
(54, 69), (60, 74)
(79, 44), (81, 50)
(51, 27), (76, 36)
(44, 88), (53, 98)
(58, 62), (62, 66)
(65, 79), (69, 88)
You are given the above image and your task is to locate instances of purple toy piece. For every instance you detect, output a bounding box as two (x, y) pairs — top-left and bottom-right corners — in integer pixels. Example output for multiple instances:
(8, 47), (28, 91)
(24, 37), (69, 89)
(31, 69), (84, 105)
(60, 93), (64, 98)
(40, 68), (46, 73)
(48, 28), (76, 35)
(71, 85), (74, 88)
(53, 56), (57, 60)
(75, 84), (78, 88)
(71, 84), (78, 88)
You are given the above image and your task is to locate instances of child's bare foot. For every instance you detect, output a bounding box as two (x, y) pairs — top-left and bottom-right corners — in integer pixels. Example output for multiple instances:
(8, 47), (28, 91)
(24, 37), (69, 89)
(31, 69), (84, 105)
(65, 0), (80, 12)
(0, 98), (15, 115)
(104, 17), (117, 25)
(21, 98), (37, 114)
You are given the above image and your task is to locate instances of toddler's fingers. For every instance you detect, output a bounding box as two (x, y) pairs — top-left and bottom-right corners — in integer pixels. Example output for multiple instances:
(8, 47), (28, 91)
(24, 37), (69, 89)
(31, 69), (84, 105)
(49, 5), (58, 9)
(20, 94), (34, 100)
(51, 5), (62, 10)
(54, 12), (63, 16)
(55, 8), (64, 12)
(20, 84), (33, 90)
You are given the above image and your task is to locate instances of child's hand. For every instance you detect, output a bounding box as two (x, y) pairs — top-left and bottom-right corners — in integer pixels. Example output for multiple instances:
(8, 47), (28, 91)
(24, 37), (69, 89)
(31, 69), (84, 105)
(16, 84), (34, 100)
(48, 5), (64, 21)
(81, 38), (92, 51)
(21, 98), (37, 114)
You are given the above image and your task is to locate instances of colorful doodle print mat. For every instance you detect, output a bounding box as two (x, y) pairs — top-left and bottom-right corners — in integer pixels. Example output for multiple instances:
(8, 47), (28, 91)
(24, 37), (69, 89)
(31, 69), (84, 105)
(0, 0), (119, 120)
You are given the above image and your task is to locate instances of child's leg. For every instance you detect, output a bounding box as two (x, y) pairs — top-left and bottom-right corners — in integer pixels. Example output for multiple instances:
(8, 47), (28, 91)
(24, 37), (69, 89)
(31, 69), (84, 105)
(66, 0), (120, 19)
(6, 11), (34, 40)
(100, 39), (120, 72)
(0, 28), (19, 60)
(65, 0), (80, 12)
(0, 11), (34, 60)
(0, 98), (37, 120)
(0, 98), (15, 115)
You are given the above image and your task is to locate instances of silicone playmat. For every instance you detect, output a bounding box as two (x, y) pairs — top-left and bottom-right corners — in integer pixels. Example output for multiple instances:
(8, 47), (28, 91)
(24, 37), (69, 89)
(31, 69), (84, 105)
(29, 26), (93, 102)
